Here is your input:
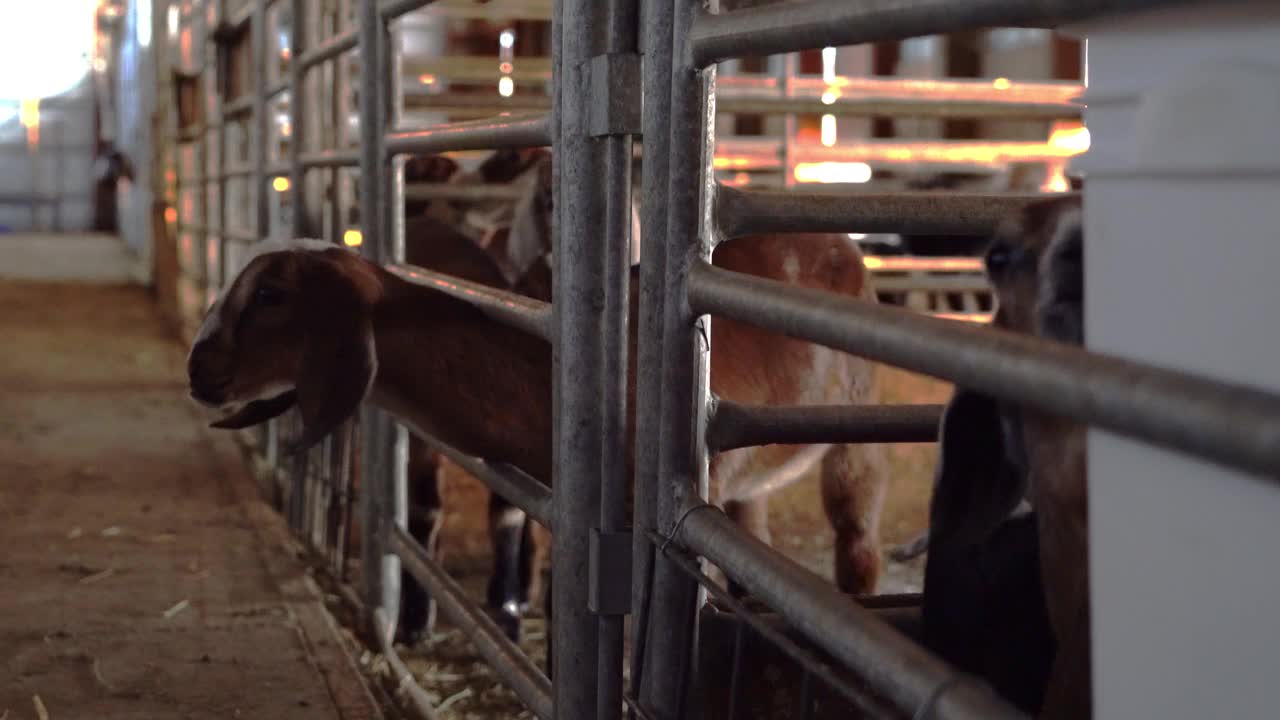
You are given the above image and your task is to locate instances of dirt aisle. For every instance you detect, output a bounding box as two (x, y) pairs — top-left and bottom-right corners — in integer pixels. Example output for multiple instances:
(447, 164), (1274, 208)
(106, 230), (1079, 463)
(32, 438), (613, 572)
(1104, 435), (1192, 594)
(0, 278), (382, 720)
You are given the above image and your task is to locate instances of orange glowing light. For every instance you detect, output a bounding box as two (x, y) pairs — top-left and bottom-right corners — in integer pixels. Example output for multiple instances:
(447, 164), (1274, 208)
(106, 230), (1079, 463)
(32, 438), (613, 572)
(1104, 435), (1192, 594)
(1047, 120), (1091, 155)
(281, 48), (291, 60)
(794, 161), (871, 184)
(343, 229), (363, 247)
(864, 256), (985, 273)
(934, 312), (993, 324)
(499, 61), (513, 74)
(419, 73), (436, 85)
(272, 176), (291, 192)
(993, 77), (1011, 90)
(19, 99), (39, 145)
(164, 207), (178, 224)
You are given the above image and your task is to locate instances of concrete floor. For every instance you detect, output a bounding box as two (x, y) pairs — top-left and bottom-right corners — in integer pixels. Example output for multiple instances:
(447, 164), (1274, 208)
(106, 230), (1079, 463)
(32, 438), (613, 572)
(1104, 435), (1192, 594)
(0, 234), (382, 720)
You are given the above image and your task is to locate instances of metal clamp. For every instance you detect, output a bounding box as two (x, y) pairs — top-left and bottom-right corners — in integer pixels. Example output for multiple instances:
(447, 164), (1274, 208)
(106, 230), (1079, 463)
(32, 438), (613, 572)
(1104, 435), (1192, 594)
(586, 53), (643, 137)
(588, 528), (633, 615)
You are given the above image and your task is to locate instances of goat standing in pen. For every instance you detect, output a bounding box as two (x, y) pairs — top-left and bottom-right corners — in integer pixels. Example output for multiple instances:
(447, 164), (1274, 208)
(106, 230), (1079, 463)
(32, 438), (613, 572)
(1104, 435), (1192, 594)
(185, 161), (890, 660)
(921, 195), (1088, 718)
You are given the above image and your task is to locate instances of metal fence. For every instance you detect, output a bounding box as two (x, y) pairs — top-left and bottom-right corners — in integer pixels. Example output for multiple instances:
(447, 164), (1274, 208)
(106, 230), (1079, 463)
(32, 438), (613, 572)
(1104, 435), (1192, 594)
(155, 1), (1280, 719)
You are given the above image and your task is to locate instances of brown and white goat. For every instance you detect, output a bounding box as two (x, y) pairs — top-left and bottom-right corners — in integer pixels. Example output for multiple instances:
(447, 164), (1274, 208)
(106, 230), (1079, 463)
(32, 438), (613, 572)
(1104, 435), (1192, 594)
(921, 195), (1088, 718)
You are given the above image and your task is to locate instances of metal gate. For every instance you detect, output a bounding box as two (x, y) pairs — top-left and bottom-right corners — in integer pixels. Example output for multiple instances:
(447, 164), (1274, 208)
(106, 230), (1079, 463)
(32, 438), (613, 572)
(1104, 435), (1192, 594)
(154, 1), (1280, 719)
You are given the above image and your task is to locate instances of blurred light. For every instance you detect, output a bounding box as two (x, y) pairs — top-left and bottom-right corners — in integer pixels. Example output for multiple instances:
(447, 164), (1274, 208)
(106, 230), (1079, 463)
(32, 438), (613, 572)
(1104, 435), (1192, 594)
(864, 256), (985, 272)
(343, 229), (363, 247)
(993, 77), (1011, 90)
(821, 47), (836, 84)
(820, 114), (837, 147)
(794, 161), (871, 184)
(847, 233), (867, 241)
(1048, 121), (1091, 154)
(167, 4), (179, 37)
(419, 73), (435, 85)
(280, 47), (291, 60)
(164, 207), (178, 224)
(499, 29), (515, 49)
(498, 76), (514, 97)
(137, 0), (152, 47)
(92, 57), (106, 72)
(821, 90), (838, 105)
(272, 176), (290, 192)
(499, 61), (513, 74)
(19, 99), (39, 145)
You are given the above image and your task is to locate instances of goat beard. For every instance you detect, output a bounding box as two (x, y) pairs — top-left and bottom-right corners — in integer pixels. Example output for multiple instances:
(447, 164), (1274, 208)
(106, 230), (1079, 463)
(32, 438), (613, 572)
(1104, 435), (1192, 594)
(209, 390), (298, 429)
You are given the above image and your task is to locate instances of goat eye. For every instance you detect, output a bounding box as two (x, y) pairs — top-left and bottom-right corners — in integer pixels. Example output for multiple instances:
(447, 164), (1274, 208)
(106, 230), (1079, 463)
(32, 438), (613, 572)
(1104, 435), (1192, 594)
(985, 241), (1018, 276)
(253, 286), (286, 306)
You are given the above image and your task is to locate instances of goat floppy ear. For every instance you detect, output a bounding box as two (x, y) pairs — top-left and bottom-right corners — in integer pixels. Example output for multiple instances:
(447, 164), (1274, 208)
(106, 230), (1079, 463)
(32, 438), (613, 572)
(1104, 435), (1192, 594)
(290, 261), (378, 454)
(927, 389), (1029, 548)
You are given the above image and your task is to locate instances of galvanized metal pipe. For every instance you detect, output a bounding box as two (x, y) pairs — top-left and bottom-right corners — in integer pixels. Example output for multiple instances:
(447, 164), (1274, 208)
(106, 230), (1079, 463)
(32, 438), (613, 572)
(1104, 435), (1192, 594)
(392, 528), (554, 720)
(629, 0), (676, 701)
(298, 28), (357, 70)
(638, 0), (717, 716)
(402, 183), (527, 202)
(384, 113), (551, 157)
(289, 0), (309, 238)
(688, 262), (1280, 482)
(357, 0), (398, 628)
(716, 95), (1081, 120)
(402, 424), (553, 529)
(386, 262), (553, 340)
(223, 94), (255, 117)
(706, 400), (943, 453)
(716, 185), (1064, 240)
(300, 148), (360, 168)
(673, 505), (1026, 719)
(689, 0), (1205, 68)
(379, 0), (440, 21)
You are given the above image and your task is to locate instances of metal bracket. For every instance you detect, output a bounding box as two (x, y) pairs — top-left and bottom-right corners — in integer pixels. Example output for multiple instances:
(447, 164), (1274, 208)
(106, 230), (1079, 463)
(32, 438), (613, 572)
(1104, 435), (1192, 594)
(588, 528), (633, 615)
(587, 53), (643, 138)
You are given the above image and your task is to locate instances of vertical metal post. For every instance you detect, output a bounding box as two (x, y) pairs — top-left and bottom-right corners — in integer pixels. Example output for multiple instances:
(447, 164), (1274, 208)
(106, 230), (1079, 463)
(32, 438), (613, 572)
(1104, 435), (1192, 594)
(598, 1), (639, 718)
(639, 0), (717, 717)
(357, 0), (401, 635)
(780, 53), (795, 189)
(290, 0), (308, 238)
(252, 0), (269, 239)
(629, 0), (675, 705)
(552, 0), (633, 716)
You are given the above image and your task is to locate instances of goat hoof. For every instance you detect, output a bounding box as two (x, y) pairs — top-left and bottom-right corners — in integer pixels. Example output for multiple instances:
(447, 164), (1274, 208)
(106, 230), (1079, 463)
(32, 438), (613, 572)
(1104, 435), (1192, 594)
(493, 600), (522, 643)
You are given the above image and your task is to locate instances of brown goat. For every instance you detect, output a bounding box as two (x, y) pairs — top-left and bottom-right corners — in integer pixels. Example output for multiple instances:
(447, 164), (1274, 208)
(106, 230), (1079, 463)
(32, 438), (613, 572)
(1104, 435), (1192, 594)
(922, 195), (1087, 718)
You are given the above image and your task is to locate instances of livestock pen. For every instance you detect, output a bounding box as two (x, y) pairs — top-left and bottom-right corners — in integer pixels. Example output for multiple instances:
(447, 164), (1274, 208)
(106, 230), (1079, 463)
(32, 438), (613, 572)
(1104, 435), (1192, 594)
(11, 0), (1277, 719)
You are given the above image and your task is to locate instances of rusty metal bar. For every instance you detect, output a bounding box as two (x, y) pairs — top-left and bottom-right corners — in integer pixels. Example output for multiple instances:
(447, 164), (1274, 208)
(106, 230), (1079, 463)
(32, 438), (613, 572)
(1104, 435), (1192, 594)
(385, 262), (553, 340)
(716, 185), (1063, 240)
(689, 0), (1205, 68)
(688, 262), (1280, 482)
(706, 401), (943, 453)
(384, 113), (551, 157)
(391, 527), (554, 720)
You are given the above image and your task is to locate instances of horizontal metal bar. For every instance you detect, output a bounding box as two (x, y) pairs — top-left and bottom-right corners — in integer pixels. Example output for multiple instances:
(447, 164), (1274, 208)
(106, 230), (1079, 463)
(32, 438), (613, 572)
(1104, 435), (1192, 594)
(380, 0), (440, 21)
(223, 95), (255, 117)
(223, 165), (253, 178)
(397, 422), (553, 529)
(224, 228), (259, 243)
(403, 183), (527, 202)
(706, 400), (943, 453)
(299, 29), (357, 70)
(300, 148), (360, 169)
(266, 163), (291, 177)
(717, 96), (1080, 120)
(386, 262), (553, 342)
(391, 528), (552, 720)
(688, 262), (1280, 482)
(673, 503), (1026, 719)
(689, 0), (1201, 68)
(716, 74), (1082, 108)
(264, 78), (289, 99)
(715, 137), (1074, 173)
(372, 607), (443, 720)
(717, 186), (1058, 239)
(384, 113), (551, 157)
